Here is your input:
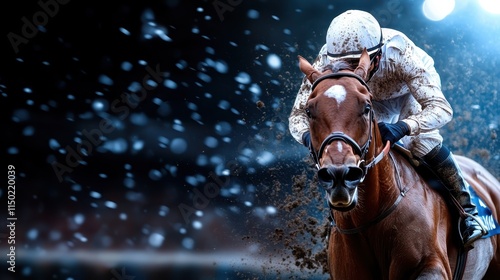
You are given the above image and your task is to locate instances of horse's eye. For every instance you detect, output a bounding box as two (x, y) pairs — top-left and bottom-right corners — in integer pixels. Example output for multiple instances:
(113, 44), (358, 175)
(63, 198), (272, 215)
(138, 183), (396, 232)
(363, 104), (371, 115)
(305, 108), (312, 118)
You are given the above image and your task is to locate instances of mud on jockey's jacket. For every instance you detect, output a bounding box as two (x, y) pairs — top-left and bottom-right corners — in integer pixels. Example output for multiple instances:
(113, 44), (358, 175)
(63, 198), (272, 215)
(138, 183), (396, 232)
(289, 28), (453, 145)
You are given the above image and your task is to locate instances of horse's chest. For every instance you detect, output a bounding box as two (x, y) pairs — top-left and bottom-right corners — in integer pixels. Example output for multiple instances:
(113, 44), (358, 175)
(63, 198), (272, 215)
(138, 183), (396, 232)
(330, 237), (385, 277)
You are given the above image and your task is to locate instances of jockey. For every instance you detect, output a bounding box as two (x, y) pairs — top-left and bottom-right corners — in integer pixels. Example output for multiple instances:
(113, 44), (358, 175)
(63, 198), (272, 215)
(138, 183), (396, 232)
(289, 10), (487, 248)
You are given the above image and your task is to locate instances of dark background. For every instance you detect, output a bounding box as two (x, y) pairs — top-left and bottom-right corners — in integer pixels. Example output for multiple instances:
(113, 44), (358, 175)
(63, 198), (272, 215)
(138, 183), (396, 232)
(0, 0), (499, 279)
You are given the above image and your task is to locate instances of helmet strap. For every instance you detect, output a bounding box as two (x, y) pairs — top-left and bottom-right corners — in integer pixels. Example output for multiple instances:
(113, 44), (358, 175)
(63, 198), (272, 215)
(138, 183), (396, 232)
(367, 51), (381, 82)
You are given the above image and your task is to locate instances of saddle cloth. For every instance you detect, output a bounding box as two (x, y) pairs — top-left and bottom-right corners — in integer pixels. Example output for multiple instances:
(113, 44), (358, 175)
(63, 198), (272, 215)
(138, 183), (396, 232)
(469, 186), (500, 238)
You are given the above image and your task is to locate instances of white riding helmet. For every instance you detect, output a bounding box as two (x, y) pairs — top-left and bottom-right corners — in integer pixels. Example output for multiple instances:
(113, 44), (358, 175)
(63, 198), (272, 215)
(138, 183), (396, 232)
(326, 10), (383, 59)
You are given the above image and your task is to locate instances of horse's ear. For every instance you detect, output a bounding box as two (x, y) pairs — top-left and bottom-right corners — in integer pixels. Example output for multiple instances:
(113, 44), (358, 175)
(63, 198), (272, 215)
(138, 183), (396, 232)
(298, 55), (321, 84)
(354, 48), (370, 80)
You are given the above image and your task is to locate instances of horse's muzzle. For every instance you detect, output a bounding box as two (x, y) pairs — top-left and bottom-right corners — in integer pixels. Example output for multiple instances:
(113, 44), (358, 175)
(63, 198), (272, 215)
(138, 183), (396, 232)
(317, 165), (364, 190)
(317, 165), (363, 211)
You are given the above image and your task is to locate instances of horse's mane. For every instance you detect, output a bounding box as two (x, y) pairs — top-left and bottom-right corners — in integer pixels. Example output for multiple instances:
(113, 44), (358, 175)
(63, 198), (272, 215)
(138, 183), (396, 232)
(321, 59), (355, 73)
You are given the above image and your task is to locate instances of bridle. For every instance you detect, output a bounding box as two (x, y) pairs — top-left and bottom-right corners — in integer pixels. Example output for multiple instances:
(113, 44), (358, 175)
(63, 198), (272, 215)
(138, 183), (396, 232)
(308, 72), (390, 181)
(309, 71), (397, 235)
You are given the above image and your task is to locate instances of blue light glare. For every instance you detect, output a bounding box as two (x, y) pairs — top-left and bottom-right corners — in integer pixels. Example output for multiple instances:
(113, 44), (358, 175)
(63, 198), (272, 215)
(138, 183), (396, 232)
(479, 0), (500, 14)
(422, 0), (456, 21)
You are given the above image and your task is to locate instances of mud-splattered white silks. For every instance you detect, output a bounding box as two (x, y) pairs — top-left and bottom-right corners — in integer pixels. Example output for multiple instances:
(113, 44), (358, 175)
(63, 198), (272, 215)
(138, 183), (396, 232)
(289, 28), (453, 158)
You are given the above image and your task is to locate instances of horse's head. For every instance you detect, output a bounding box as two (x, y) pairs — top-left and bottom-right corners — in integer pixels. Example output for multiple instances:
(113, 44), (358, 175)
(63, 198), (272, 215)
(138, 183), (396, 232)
(299, 49), (375, 211)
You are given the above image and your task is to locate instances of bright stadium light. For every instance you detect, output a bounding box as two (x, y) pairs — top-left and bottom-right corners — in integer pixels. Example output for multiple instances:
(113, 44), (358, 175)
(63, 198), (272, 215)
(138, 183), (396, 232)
(422, 0), (456, 21)
(478, 0), (500, 14)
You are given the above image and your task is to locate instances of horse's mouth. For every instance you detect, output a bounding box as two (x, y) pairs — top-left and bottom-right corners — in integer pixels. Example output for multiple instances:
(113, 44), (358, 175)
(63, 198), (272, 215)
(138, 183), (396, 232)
(327, 187), (358, 211)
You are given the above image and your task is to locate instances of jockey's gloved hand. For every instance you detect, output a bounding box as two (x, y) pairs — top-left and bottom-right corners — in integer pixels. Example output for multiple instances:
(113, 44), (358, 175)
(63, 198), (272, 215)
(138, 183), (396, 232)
(378, 121), (410, 145)
(302, 131), (312, 148)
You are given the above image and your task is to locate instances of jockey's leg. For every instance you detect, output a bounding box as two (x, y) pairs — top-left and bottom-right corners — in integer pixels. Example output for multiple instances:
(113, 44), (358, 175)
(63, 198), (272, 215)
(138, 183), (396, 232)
(424, 144), (488, 248)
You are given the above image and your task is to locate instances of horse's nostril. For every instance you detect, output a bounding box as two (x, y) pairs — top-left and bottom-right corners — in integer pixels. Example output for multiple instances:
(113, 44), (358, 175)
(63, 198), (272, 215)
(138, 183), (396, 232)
(345, 167), (364, 182)
(318, 167), (334, 189)
(318, 165), (364, 189)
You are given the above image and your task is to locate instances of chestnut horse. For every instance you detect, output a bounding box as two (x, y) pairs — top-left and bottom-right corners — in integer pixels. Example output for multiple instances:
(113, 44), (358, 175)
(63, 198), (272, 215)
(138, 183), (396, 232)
(298, 49), (500, 279)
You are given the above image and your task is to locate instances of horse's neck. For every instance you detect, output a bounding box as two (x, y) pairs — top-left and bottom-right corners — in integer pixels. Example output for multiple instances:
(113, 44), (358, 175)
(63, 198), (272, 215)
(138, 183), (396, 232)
(339, 141), (399, 227)
(364, 152), (399, 209)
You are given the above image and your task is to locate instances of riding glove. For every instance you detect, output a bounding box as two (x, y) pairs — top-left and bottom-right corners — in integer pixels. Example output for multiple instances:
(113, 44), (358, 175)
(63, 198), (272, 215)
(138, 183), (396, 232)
(302, 131), (312, 148)
(378, 121), (410, 145)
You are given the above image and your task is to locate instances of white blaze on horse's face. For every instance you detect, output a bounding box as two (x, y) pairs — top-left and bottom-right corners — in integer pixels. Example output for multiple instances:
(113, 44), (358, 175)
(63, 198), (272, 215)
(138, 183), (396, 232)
(324, 85), (347, 107)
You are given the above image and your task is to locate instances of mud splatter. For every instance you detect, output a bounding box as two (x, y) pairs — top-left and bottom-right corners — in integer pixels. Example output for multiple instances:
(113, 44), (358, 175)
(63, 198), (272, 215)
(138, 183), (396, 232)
(272, 167), (331, 276)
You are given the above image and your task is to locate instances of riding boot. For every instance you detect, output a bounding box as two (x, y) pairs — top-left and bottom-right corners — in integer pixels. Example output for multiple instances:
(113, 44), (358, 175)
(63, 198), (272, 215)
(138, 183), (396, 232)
(424, 144), (488, 248)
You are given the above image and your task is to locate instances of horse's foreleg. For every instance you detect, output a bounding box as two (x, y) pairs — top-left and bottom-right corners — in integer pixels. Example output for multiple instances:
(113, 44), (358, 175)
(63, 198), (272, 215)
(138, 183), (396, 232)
(415, 271), (448, 280)
(391, 259), (451, 280)
(413, 264), (450, 280)
(389, 266), (450, 280)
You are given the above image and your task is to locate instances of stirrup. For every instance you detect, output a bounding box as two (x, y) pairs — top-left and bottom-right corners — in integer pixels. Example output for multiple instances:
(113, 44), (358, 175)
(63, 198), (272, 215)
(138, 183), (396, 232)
(457, 213), (488, 249)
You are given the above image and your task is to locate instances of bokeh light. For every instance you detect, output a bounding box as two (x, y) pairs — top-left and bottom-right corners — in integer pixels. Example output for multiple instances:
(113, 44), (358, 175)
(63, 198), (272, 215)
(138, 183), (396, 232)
(422, 0), (456, 21)
(478, 0), (500, 14)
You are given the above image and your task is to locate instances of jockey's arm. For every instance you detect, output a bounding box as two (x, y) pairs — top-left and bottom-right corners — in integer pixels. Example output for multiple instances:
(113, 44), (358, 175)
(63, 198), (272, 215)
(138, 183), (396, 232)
(397, 43), (453, 136)
(289, 75), (312, 145)
(289, 47), (329, 145)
